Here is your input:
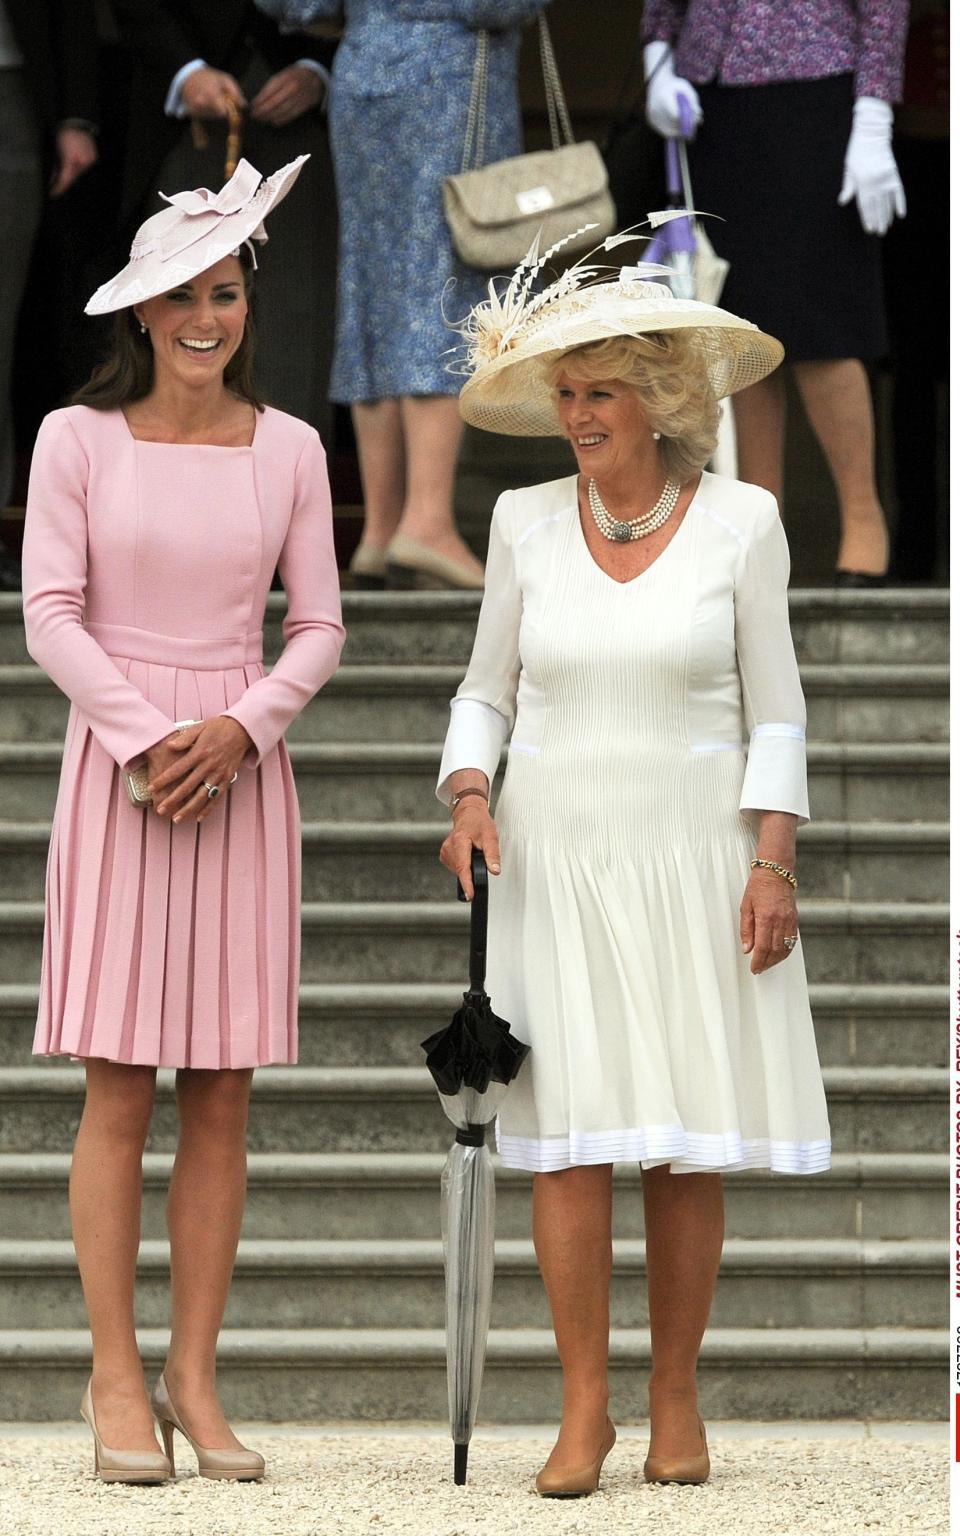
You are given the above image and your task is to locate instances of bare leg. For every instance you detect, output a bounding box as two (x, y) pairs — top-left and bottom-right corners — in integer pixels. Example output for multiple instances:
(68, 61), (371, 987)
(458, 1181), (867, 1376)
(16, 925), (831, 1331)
(351, 398), (405, 553)
(395, 395), (483, 576)
(162, 1067), (254, 1449)
(731, 369), (787, 504)
(641, 1165), (724, 1458)
(793, 358), (888, 576)
(70, 1059), (160, 1451)
(533, 1164), (613, 1471)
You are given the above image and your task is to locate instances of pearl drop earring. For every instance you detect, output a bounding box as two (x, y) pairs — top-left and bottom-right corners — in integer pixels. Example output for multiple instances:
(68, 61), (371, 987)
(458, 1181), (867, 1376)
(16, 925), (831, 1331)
(652, 431), (661, 441)
(140, 323), (147, 335)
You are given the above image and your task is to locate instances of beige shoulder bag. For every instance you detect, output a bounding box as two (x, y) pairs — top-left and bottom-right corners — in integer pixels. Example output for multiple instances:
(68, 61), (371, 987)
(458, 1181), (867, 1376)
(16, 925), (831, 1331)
(443, 15), (616, 272)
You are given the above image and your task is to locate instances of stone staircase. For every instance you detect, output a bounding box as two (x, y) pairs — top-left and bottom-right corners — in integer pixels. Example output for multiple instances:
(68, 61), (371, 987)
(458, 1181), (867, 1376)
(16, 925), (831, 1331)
(0, 588), (947, 1422)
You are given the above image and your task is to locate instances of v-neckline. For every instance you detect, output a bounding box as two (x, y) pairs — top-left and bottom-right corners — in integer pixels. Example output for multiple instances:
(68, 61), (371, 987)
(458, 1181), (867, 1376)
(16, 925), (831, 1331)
(571, 475), (699, 588)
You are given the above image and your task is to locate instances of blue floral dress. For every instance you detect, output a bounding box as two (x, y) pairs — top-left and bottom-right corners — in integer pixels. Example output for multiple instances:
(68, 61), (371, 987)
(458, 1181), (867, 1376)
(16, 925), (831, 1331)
(267, 0), (548, 400)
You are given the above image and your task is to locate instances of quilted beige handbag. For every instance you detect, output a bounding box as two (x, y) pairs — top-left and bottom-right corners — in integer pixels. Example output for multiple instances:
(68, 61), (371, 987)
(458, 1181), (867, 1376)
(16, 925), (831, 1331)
(443, 15), (616, 272)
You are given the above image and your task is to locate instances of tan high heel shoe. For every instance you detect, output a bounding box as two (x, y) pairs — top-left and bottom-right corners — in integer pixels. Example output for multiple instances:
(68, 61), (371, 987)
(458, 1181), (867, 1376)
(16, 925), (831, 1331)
(151, 1373), (265, 1481)
(643, 1413), (710, 1485)
(80, 1380), (171, 1484)
(535, 1417), (617, 1498)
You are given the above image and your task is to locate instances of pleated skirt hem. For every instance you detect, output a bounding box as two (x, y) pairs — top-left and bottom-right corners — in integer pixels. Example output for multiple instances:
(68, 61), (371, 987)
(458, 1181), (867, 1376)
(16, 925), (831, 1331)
(34, 663), (302, 1071)
(496, 1123), (832, 1176)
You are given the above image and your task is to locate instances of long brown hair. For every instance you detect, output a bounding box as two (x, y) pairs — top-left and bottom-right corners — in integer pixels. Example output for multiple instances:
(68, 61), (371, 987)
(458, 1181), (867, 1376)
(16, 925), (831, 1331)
(72, 247), (264, 412)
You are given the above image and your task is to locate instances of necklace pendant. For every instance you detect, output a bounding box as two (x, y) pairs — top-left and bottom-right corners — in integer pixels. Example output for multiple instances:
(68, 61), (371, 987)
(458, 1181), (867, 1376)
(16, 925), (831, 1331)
(611, 521), (632, 542)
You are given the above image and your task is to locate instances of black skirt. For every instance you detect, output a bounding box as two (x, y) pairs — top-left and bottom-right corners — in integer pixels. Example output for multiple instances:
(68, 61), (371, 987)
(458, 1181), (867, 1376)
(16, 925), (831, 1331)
(689, 74), (888, 362)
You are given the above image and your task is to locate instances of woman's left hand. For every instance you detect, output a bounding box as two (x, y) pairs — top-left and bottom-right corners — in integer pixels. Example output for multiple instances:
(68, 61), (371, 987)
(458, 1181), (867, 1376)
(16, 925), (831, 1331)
(740, 867), (799, 975)
(149, 716), (253, 824)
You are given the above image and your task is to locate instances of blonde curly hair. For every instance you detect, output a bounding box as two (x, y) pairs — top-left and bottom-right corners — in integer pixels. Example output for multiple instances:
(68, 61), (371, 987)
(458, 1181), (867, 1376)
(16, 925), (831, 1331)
(544, 332), (720, 483)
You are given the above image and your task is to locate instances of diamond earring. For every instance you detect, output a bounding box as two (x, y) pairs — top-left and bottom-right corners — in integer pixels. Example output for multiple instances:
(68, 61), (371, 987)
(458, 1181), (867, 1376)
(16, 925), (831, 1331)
(652, 431), (662, 441)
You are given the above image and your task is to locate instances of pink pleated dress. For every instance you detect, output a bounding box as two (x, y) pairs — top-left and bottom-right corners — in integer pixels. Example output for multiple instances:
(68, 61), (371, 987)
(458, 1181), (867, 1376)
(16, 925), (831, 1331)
(21, 405), (345, 1069)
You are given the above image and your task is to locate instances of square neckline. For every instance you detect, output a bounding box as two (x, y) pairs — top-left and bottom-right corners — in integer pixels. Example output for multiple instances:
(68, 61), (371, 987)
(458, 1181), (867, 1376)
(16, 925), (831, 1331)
(117, 404), (261, 451)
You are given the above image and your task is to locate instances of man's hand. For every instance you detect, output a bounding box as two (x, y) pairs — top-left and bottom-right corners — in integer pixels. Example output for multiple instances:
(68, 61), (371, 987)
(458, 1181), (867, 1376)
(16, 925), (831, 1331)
(181, 66), (247, 119)
(250, 64), (325, 127)
(50, 127), (98, 198)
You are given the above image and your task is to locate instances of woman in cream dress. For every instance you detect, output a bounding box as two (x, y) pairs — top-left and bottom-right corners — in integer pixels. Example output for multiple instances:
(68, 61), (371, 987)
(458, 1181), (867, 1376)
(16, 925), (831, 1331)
(438, 256), (830, 1494)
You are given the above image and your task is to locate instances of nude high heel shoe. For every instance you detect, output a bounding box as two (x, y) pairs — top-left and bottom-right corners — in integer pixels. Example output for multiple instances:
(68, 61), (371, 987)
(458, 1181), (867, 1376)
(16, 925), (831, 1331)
(151, 1373), (265, 1481)
(643, 1413), (710, 1485)
(80, 1380), (171, 1484)
(535, 1418), (617, 1498)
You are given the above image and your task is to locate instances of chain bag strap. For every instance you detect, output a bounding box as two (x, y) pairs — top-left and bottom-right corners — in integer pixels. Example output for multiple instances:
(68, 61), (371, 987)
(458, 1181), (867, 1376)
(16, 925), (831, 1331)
(446, 11), (616, 271)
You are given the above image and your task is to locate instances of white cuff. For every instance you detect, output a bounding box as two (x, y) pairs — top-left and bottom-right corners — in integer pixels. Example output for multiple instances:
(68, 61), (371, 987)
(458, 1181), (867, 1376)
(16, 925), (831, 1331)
(165, 58), (206, 119)
(436, 698), (509, 805)
(739, 726), (809, 825)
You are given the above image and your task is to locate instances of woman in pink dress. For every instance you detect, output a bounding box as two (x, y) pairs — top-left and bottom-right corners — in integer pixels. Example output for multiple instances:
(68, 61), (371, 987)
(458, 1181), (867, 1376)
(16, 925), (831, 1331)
(21, 157), (345, 1483)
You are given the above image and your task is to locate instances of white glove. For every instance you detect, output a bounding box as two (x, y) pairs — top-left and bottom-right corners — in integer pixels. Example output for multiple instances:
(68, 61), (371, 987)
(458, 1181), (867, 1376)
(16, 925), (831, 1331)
(643, 41), (702, 139)
(839, 97), (907, 236)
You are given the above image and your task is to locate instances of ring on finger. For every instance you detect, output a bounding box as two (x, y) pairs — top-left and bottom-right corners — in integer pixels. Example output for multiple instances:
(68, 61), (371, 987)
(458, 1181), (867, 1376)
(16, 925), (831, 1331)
(783, 934), (799, 951)
(203, 780), (221, 801)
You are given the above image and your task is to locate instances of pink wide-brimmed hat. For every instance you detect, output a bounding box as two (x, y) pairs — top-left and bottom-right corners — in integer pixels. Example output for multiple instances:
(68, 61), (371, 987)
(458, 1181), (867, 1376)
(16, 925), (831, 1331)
(84, 155), (309, 316)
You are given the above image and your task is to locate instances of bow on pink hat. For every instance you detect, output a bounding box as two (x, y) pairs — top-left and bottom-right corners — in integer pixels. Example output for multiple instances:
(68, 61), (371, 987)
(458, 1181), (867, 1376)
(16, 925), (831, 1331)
(85, 155), (308, 316)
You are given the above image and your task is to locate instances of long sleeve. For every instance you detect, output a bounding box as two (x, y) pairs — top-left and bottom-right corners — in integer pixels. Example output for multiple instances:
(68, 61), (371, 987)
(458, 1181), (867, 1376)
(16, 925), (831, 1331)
(436, 491), (522, 804)
(640, 0), (687, 44)
(21, 413), (179, 771)
(855, 0), (910, 102)
(52, 0), (100, 125)
(734, 497), (809, 825)
(110, 0), (203, 80)
(222, 430), (345, 764)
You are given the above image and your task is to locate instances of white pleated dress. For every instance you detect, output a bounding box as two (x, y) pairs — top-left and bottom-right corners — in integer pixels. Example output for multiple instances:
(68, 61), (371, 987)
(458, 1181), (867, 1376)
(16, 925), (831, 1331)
(438, 471), (831, 1176)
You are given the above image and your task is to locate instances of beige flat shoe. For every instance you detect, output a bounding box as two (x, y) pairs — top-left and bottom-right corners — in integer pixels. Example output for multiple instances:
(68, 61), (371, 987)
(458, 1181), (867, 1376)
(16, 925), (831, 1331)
(643, 1413), (710, 1485)
(151, 1373), (265, 1481)
(80, 1380), (171, 1484)
(348, 544), (388, 589)
(535, 1418), (617, 1498)
(385, 534), (485, 591)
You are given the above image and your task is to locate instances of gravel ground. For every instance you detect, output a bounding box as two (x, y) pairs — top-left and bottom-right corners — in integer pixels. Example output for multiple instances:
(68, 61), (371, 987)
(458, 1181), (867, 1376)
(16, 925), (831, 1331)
(0, 1430), (947, 1536)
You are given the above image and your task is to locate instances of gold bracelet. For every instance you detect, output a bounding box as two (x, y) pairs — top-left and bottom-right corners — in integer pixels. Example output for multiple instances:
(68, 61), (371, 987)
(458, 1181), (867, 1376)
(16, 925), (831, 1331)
(750, 858), (798, 890)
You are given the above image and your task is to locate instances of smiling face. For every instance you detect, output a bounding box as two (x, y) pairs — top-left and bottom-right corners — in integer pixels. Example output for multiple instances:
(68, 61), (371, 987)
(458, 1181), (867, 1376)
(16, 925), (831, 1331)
(555, 371), (656, 482)
(134, 255), (248, 390)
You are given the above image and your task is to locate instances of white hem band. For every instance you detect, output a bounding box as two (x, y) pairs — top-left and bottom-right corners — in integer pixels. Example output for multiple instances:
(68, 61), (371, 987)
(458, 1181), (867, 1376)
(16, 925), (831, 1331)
(495, 1122), (832, 1175)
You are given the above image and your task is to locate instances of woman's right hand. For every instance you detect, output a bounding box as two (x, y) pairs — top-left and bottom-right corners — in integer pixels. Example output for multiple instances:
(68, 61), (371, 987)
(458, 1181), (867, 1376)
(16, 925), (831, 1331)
(144, 733), (193, 806)
(440, 802), (502, 901)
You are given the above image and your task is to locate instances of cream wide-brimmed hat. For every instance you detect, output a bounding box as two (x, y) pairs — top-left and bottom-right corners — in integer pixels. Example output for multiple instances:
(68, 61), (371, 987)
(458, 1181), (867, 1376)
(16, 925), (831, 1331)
(84, 155), (309, 316)
(454, 224), (784, 437)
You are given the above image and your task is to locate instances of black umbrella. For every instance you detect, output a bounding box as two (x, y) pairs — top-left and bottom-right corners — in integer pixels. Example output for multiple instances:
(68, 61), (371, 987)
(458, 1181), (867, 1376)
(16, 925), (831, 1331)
(421, 849), (530, 1485)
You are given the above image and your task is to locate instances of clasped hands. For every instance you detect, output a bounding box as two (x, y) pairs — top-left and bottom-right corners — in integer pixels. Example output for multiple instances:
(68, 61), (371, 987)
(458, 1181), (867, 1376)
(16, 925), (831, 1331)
(145, 716), (253, 825)
(181, 64), (325, 127)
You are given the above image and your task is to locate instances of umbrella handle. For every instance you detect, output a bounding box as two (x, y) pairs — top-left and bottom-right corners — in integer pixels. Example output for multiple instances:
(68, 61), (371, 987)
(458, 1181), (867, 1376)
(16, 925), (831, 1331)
(457, 848), (488, 994)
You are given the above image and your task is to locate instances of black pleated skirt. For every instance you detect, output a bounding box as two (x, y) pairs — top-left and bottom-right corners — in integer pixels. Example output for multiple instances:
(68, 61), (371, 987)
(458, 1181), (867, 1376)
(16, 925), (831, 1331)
(689, 74), (888, 362)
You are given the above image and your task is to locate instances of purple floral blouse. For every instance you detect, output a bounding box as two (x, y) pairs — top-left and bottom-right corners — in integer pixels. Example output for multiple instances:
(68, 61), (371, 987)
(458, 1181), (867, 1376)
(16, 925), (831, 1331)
(642, 0), (909, 102)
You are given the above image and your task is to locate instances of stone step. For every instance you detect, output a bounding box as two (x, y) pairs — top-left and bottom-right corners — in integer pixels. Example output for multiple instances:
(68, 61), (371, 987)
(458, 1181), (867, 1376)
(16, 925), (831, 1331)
(0, 1065), (945, 1155)
(0, 740), (947, 823)
(0, 982), (945, 1070)
(0, 1150), (944, 1244)
(1, 1325), (945, 1421)
(0, 819), (946, 905)
(0, 899), (947, 987)
(0, 1237), (944, 1333)
(0, 662), (949, 744)
(0, 590), (948, 667)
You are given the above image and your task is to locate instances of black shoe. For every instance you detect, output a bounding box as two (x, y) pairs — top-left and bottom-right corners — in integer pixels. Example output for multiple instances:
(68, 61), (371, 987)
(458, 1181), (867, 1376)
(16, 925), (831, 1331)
(834, 570), (888, 589)
(0, 552), (22, 592)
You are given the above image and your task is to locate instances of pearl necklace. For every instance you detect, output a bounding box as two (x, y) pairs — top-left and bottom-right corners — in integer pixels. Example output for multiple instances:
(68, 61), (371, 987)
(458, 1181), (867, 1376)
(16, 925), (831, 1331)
(588, 476), (681, 542)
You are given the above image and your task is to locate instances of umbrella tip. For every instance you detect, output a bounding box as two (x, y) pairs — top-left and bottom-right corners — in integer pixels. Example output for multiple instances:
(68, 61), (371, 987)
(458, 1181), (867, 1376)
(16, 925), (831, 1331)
(454, 1442), (469, 1485)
